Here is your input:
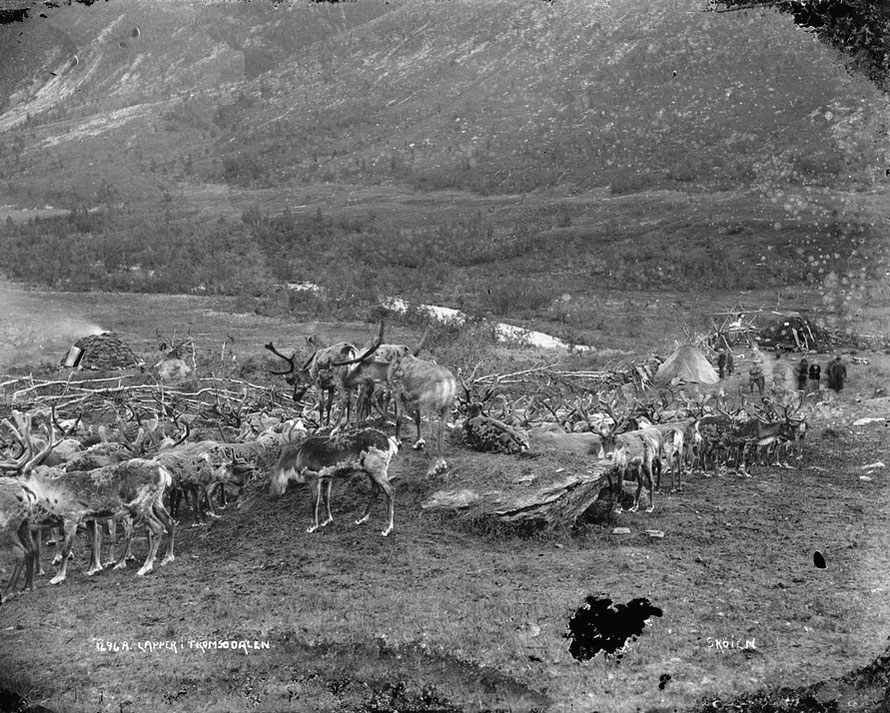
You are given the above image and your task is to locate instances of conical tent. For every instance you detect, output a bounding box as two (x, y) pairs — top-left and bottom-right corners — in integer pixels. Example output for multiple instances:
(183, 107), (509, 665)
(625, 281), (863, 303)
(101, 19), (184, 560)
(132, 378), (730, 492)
(654, 345), (719, 386)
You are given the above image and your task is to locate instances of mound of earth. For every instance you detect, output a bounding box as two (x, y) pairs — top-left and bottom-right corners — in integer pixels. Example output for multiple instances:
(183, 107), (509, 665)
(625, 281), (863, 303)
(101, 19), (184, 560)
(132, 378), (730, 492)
(62, 331), (143, 370)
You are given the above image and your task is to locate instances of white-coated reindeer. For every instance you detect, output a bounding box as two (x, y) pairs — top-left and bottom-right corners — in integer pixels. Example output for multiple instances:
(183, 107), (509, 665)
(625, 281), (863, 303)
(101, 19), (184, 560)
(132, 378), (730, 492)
(388, 350), (456, 477)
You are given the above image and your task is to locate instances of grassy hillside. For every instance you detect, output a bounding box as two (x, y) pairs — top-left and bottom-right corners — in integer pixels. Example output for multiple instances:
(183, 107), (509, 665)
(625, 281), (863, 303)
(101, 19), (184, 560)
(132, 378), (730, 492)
(0, 0), (888, 338)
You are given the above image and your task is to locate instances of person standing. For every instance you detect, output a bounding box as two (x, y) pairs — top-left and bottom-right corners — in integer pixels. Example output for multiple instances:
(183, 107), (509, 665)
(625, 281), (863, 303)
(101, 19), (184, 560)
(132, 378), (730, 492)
(748, 360), (765, 394)
(726, 350), (734, 377)
(827, 355), (847, 392)
(808, 361), (821, 394)
(717, 348), (727, 379)
(796, 356), (809, 391)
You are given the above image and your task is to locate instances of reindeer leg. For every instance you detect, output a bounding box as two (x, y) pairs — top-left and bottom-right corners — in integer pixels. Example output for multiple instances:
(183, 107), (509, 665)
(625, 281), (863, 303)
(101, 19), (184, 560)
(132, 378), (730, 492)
(355, 480), (380, 526)
(393, 399), (404, 447)
(19, 521), (35, 594)
(1, 534), (26, 604)
(321, 479), (334, 528)
(50, 524), (64, 566)
(137, 509), (165, 576)
(412, 409), (425, 450)
(427, 414), (448, 476)
(86, 521), (103, 576)
(613, 467), (626, 514)
(188, 485), (205, 527)
(169, 487), (181, 522)
(32, 525), (46, 576)
(357, 452), (395, 536)
(306, 477), (326, 533)
(203, 486), (221, 519)
(50, 520), (78, 585)
(114, 516), (134, 569)
(629, 466), (642, 513)
(155, 501), (175, 567)
(379, 475), (395, 537)
(645, 463), (655, 513)
(103, 518), (117, 568)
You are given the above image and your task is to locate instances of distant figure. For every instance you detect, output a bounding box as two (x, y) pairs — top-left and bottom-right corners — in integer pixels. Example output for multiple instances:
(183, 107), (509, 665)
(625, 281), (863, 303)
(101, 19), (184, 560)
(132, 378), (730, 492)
(725, 350), (734, 376)
(827, 355), (847, 392)
(729, 313), (744, 330)
(808, 362), (821, 394)
(796, 357), (809, 391)
(748, 361), (765, 394)
(717, 348), (727, 379)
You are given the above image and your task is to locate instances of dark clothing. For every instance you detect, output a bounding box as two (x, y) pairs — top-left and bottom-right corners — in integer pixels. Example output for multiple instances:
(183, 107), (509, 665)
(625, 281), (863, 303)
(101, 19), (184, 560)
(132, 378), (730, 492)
(796, 359), (809, 391)
(827, 359), (847, 392)
(808, 363), (821, 393)
(725, 352), (734, 376)
(748, 364), (765, 394)
(717, 351), (727, 379)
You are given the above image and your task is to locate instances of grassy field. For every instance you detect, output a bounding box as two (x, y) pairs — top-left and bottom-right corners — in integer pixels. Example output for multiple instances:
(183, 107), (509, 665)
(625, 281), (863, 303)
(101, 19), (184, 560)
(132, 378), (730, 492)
(1, 287), (890, 712)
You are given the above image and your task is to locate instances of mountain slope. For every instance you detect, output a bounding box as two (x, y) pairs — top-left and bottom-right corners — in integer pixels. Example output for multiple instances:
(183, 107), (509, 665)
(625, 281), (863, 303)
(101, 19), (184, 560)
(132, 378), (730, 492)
(1, 0), (886, 197)
(0, 0), (888, 336)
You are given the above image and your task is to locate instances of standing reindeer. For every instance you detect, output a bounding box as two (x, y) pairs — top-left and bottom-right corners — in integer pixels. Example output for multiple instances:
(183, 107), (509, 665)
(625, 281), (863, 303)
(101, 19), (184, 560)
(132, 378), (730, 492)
(593, 396), (663, 513)
(337, 343), (412, 422)
(269, 428), (399, 536)
(0, 476), (38, 604)
(1, 411), (176, 583)
(386, 335), (457, 477)
(265, 324), (383, 426)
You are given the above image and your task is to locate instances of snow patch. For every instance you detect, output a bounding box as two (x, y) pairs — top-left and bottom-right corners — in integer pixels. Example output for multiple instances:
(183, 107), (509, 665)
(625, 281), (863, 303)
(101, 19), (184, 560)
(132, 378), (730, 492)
(379, 297), (593, 353)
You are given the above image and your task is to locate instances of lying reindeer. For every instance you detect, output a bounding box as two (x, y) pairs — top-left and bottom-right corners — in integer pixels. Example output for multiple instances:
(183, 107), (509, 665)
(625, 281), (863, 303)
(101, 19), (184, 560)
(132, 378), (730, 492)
(269, 428), (399, 536)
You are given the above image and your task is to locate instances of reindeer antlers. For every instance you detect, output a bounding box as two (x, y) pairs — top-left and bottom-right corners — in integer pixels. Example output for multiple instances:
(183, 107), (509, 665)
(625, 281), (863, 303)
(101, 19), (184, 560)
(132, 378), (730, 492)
(264, 342), (296, 376)
(330, 322), (386, 367)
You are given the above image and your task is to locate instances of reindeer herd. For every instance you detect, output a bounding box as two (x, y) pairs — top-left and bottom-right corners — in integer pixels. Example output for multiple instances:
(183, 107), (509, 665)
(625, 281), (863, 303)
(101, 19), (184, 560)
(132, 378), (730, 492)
(0, 322), (813, 606)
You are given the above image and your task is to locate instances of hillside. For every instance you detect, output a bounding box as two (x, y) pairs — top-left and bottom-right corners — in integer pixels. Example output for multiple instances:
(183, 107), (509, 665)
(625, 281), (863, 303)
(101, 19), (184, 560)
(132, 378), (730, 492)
(4, 0), (888, 194)
(0, 0), (887, 337)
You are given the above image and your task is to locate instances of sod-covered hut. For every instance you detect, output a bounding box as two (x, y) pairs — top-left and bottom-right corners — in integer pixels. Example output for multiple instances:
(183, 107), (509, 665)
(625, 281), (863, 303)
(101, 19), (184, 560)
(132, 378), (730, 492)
(62, 332), (144, 370)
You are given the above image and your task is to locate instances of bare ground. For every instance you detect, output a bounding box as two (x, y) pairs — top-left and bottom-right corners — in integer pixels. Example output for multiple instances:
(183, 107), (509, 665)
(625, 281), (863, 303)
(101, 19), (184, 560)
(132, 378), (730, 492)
(2, 405), (890, 712)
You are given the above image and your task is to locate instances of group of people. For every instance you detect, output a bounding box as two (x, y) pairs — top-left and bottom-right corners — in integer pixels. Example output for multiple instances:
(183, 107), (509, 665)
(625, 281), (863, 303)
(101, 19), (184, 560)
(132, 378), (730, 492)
(715, 347), (847, 395)
(796, 355), (847, 393)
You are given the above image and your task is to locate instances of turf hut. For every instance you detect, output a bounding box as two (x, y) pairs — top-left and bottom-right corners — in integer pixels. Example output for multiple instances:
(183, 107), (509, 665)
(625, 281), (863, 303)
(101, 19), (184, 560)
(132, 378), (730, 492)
(654, 345), (719, 386)
(62, 332), (143, 370)
(757, 315), (833, 352)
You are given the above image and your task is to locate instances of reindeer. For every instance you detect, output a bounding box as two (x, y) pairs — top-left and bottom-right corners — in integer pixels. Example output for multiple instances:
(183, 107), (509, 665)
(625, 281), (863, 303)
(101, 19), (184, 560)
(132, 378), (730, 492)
(592, 395), (663, 513)
(269, 428), (399, 536)
(265, 324), (383, 425)
(154, 327), (195, 383)
(750, 396), (809, 469)
(387, 343), (456, 477)
(0, 476), (38, 603)
(0, 411), (175, 583)
(338, 343), (411, 423)
(456, 370), (529, 454)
